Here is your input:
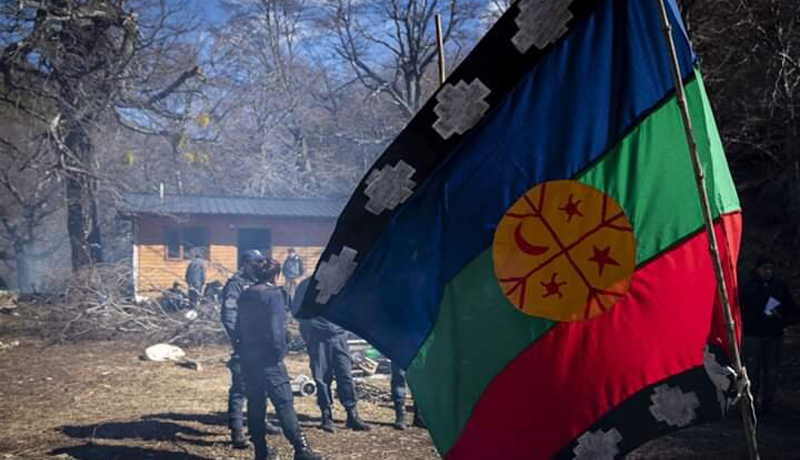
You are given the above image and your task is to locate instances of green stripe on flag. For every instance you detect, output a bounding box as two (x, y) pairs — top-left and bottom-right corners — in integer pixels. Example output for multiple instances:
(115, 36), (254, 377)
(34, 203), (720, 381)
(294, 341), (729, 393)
(407, 73), (740, 455)
(576, 73), (739, 265)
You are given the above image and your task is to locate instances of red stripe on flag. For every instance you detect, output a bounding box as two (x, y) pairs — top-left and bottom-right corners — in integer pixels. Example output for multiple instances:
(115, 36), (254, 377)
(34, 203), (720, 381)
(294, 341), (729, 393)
(444, 212), (742, 460)
(709, 214), (742, 355)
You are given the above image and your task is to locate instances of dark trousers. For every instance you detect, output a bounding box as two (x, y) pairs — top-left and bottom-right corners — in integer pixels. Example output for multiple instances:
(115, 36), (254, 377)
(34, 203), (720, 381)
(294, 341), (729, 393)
(743, 335), (782, 410)
(306, 334), (357, 411)
(227, 355), (247, 429)
(241, 358), (301, 443)
(228, 354), (275, 429)
(285, 277), (299, 301)
(188, 285), (201, 308)
(391, 364), (407, 405)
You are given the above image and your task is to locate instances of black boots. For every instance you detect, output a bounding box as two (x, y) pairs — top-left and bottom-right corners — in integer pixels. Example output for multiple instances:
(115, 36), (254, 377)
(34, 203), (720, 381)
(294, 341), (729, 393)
(292, 432), (324, 460)
(319, 406), (370, 432)
(412, 406), (426, 428)
(264, 419), (282, 435)
(232, 423), (278, 450)
(392, 401), (407, 430)
(231, 427), (249, 449)
(345, 407), (371, 431)
(320, 407), (335, 433)
(253, 438), (278, 460)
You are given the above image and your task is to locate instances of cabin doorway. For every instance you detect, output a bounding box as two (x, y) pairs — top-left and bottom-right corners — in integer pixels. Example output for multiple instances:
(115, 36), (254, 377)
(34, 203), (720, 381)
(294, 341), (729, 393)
(237, 228), (272, 269)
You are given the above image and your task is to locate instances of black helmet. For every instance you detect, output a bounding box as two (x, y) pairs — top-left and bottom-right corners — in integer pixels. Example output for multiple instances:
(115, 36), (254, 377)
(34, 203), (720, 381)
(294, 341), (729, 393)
(256, 257), (282, 283)
(240, 249), (266, 265)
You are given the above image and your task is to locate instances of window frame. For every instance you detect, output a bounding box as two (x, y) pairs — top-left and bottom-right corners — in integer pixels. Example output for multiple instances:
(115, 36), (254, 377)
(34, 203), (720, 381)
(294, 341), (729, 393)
(165, 228), (183, 260)
(164, 226), (210, 261)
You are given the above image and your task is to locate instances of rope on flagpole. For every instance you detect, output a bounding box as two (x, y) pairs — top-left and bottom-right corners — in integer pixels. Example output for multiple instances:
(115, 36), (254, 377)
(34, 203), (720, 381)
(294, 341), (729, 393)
(653, 1), (761, 459)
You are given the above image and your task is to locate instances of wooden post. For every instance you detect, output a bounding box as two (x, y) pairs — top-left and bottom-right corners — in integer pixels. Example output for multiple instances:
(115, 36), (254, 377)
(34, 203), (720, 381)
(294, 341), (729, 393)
(654, 1), (760, 460)
(435, 14), (446, 84)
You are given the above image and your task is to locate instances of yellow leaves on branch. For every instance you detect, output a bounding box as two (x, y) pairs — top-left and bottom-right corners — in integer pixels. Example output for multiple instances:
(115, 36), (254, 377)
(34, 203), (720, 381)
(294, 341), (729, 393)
(123, 150), (135, 166)
(184, 152), (210, 164)
(195, 114), (211, 127)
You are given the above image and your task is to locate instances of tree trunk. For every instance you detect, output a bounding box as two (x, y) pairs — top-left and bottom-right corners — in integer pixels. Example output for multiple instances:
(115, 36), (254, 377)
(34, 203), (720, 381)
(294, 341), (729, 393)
(15, 242), (34, 294)
(65, 127), (103, 270)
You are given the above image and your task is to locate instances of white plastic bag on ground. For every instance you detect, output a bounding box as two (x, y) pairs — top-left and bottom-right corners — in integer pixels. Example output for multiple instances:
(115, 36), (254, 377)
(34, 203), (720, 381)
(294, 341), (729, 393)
(144, 343), (186, 362)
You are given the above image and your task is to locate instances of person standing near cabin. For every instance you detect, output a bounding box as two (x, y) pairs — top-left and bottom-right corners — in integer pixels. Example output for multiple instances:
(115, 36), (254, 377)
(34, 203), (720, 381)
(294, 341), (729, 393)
(739, 255), (798, 415)
(237, 257), (324, 460)
(221, 250), (281, 449)
(282, 248), (304, 300)
(292, 277), (371, 433)
(185, 251), (206, 309)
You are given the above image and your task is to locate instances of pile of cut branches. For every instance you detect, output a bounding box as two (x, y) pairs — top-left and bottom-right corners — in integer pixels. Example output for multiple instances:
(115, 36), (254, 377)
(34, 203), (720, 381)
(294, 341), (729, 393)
(31, 263), (227, 346)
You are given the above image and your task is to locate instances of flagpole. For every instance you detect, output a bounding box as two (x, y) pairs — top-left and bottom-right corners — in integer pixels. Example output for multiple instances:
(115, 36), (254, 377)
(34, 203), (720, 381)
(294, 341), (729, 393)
(435, 13), (446, 84)
(654, 1), (760, 460)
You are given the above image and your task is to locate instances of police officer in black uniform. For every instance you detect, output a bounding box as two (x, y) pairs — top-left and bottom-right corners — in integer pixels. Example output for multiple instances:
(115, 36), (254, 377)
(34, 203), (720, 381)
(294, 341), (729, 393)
(221, 250), (281, 449)
(237, 257), (323, 460)
(390, 363), (425, 430)
(292, 277), (370, 433)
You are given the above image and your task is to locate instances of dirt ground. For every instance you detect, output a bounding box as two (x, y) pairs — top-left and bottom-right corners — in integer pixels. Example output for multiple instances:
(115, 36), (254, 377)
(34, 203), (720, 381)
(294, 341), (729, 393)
(1, 308), (799, 460)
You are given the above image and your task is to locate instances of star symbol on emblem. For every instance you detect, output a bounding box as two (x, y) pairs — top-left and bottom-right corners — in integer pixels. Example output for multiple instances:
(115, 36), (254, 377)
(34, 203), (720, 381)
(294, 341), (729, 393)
(541, 272), (567, 299)
(588, 246), (620, 277)
(558, 193), (583, 222)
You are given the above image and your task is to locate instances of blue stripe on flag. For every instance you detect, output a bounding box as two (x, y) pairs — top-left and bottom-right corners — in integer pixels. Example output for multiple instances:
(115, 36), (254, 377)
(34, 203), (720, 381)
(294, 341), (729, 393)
(327, 0), (695, 367)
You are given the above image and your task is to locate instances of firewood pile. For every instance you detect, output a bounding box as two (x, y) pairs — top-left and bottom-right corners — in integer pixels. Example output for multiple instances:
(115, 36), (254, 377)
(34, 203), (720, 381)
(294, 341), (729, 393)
(27, 263), (228, 346)
(354, 379), (393, 404)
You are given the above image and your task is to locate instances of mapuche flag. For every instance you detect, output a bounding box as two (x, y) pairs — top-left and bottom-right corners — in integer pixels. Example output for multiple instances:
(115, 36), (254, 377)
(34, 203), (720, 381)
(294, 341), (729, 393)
(298, 0), (742, 458)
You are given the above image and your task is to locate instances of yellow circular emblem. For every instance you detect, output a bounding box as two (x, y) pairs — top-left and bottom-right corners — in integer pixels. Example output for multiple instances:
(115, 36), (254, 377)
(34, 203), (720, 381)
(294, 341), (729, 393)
(492, 180), (636, 321)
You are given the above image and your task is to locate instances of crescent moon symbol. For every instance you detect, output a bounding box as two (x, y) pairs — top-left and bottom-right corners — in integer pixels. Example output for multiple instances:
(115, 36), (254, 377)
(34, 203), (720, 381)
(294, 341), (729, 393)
(514, 222), (548, 256)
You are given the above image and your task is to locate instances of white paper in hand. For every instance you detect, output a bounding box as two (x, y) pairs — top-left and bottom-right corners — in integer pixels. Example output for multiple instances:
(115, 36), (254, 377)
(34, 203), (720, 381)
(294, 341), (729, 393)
(764, 296), (781, 316)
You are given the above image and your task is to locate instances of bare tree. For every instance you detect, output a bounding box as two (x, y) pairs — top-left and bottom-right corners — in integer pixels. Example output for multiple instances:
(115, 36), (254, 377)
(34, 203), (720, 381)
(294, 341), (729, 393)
(681, 0), (800, 243)
(204, 0), (485, 198)
(684, 0), (800, 173)
(323, 0), (483, 118)
(0, 106), (64, 292)
(0, 0), (206, 270)
(204, 0), (378, 197)
(480, 0), (512, 28)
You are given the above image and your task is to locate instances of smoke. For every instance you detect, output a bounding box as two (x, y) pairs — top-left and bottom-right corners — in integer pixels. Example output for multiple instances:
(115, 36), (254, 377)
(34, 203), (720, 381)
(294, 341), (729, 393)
(9, 209), (71, 294)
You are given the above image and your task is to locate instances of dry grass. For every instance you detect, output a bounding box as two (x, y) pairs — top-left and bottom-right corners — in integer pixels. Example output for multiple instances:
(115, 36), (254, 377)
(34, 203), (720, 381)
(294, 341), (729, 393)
(1, 309), (799, 460)
(0, 338), (439, 460)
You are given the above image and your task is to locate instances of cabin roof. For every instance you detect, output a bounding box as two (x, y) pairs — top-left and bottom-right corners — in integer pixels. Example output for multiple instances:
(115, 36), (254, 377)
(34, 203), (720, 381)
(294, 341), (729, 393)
(120, 193), (346, 219)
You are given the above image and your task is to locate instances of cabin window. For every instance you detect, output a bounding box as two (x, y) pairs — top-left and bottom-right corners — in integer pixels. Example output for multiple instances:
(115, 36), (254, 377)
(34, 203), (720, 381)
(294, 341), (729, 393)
(182, 227), (209, 259)
(165, 227), (209, 260)
(166, 229), (182, 259)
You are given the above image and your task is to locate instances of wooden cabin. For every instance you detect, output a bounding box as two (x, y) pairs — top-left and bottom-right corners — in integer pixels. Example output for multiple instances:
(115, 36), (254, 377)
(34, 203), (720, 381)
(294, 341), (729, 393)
(119, 193), (345, 299)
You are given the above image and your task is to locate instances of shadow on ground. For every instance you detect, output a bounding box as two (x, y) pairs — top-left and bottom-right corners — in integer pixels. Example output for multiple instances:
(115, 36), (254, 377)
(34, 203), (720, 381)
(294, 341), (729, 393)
(141, 411), (228, 428)
(60, 420), (209, 441)
(140, 410), (334, 426)
(51, 444), (217, 460)
(58, 419), (217, 446)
